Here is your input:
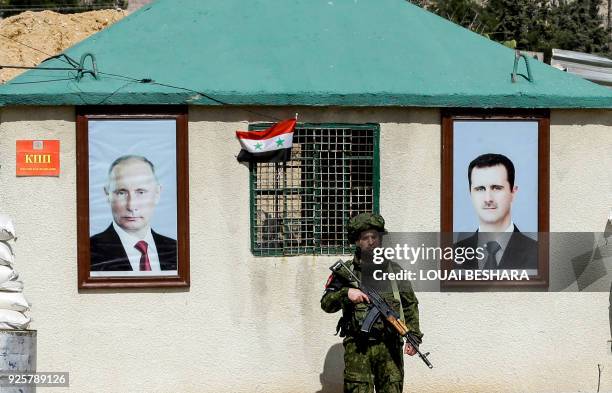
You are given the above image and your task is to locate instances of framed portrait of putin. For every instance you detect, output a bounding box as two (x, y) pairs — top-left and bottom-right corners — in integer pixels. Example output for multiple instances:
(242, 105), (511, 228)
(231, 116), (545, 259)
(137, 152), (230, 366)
(76, 107), (189, 288)
(441, 110), (549, 289)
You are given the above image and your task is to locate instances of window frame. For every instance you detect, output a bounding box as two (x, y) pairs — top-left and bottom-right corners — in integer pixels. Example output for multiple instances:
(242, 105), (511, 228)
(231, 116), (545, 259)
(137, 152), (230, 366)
(440, 109), (550, 289)
(76, 106), (190, 289)
(248, 122), (381, 256)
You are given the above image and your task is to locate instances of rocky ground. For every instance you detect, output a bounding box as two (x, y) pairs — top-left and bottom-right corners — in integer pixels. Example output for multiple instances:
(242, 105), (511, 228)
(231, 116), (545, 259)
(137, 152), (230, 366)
(0, 9), (126, 83)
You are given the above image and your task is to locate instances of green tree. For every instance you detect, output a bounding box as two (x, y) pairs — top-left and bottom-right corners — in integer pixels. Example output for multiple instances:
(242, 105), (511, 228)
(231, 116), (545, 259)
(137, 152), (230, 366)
(411, 0), (611, 58)
(481, 0), (547, 49)
(428, 0), (486, 33)
(483, 0), (610, 57)
(410, 0), (486, 33)
(550, 0), (609, 55)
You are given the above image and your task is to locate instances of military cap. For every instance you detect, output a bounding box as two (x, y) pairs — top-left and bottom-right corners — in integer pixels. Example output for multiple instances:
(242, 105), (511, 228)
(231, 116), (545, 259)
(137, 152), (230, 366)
(347, 213), (386, 242)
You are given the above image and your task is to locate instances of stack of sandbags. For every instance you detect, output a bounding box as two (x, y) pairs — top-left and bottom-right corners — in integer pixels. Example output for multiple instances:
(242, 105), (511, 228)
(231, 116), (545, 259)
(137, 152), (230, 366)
(0, 214), (30, 330)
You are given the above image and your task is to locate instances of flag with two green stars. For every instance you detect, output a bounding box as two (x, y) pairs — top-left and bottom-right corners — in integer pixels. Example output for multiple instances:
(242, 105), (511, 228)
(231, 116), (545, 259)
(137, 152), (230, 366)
(235, 118), (296, 163)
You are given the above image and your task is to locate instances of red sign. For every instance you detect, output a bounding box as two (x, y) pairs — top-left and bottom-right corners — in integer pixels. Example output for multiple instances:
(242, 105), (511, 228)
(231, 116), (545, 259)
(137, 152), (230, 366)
(16, 140), (60, 177)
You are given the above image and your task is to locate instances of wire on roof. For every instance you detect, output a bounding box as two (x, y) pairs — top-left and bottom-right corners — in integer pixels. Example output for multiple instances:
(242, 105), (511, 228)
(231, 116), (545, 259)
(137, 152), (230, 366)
(7, 77), (76, 85)
(0, 32), (71, 62)
(0, 65), (81, 71)
(0, 32), (282, 121)
(0, 7), (120, 12)
(0, 1), (119, 6)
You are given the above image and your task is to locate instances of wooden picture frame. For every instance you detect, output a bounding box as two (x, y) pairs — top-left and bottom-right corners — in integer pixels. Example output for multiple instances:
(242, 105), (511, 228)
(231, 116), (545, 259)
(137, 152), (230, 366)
(441, 109), (549, 288)
(77, 106), (189, 289)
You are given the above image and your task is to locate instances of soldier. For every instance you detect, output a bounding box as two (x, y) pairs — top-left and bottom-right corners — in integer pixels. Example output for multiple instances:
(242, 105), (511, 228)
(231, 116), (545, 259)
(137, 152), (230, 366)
(321, 213), (423, 393)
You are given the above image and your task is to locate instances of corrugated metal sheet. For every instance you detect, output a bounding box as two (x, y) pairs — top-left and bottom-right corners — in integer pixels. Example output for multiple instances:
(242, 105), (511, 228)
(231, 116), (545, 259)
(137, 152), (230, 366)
(552, 48), (612, 87)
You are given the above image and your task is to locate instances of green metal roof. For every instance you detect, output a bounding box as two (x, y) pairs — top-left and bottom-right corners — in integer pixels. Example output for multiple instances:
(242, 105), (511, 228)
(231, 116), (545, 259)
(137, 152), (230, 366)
(1, 0), (612, 108)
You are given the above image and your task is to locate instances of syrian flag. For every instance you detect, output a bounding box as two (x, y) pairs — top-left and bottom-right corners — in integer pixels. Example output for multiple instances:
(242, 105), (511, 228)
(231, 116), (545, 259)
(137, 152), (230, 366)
(236, 118), (296, 163)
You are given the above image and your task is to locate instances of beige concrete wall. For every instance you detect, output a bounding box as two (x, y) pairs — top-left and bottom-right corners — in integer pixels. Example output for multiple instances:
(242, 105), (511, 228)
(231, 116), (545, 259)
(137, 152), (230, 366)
(0, 106), (609, 393)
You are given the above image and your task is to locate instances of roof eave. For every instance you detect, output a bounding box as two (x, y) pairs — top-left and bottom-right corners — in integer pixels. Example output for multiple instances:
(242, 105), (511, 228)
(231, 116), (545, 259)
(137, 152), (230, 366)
(1, 92), (612, 109)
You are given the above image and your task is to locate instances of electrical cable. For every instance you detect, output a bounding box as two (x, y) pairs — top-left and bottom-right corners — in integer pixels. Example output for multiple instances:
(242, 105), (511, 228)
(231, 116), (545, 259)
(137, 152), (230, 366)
(0, 6), (121, 13)
(94, 80), (137, 105)
(0, 2), (119, 7)
(6, 77), (75, 85)
(0, 31), (282, 121)
(0, 65), (80, 71)
(0, 33), (54, 58)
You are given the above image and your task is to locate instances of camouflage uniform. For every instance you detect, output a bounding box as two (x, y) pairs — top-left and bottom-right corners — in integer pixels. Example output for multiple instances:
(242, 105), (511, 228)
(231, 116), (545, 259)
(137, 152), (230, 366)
(321, 213), (422, 393)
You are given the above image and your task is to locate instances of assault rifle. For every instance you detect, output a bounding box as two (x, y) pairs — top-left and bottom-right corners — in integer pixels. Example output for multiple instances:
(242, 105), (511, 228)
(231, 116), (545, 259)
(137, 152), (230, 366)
(331, 260), (433, 369)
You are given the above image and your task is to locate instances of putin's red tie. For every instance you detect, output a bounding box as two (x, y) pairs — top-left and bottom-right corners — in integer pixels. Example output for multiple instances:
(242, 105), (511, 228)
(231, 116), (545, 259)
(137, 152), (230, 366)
(135, 240), (151, 271)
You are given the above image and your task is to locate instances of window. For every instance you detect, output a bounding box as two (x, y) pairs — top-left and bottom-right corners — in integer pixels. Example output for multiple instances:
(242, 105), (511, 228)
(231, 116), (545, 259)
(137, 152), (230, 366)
(250, 123), (380, 256)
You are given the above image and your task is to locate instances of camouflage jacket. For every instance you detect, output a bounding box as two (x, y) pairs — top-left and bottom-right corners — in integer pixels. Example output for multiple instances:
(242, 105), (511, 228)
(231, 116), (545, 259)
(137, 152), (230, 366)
(321, 257), (423, 341)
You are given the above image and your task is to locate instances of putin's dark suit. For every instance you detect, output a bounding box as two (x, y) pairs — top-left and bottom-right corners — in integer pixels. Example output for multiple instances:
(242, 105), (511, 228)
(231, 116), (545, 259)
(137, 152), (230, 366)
(90, 224), (177, 271)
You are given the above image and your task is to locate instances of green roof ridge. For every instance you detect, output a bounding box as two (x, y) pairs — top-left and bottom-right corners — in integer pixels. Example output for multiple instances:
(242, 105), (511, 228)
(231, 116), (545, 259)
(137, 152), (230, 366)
(1, 0), (611, 108)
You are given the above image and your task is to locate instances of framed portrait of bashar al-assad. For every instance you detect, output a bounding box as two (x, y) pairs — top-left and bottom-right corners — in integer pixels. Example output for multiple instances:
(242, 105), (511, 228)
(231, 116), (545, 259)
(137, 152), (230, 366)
(76, 107), (189, 289)
(441, 110), (549, 288)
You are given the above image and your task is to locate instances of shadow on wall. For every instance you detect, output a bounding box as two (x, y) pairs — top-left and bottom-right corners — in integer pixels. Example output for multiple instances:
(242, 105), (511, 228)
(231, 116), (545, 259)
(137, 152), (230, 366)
(316, 343), (344, 393)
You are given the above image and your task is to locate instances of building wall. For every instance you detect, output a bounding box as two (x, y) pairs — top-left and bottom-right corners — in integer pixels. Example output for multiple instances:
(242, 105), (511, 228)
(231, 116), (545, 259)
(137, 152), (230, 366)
(0, 106), (609, 393)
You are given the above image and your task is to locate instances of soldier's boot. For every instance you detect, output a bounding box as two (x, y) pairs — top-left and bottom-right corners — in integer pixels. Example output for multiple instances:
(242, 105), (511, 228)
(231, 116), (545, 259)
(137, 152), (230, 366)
(344, 381), (373, 393)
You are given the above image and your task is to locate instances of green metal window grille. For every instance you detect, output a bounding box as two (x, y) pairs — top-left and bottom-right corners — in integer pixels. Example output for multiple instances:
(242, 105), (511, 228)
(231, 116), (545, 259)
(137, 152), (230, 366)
(249, 123), (380, 256)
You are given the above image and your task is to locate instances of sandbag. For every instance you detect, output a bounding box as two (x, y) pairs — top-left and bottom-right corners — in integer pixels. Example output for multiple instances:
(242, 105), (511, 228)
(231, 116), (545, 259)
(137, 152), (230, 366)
(0, 309), (30, 329)
(0, 265), (18, 283)
(0, 280), (23, 292)
(0, 242), (14, 266)
(0, 214), (15, 241)
(0, 292), (29, 312)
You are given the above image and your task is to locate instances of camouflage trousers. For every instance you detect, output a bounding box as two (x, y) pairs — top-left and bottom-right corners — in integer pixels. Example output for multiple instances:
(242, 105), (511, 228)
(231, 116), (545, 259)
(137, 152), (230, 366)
(343, 335), (404, 393)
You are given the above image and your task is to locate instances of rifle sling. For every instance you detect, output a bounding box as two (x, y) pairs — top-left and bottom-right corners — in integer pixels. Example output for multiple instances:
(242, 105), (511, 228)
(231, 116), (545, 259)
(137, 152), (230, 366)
(388, 262), (404, 324)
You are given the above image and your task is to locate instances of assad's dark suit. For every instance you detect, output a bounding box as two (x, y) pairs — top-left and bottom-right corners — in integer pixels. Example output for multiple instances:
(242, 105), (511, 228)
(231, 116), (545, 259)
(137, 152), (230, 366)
(454, 225), (538, 270)
(90, 224), (177, 271)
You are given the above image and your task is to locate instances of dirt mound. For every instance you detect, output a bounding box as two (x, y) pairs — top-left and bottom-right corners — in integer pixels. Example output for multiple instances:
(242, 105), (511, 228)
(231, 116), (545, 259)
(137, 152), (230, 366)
(0, 9), (126, 83)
